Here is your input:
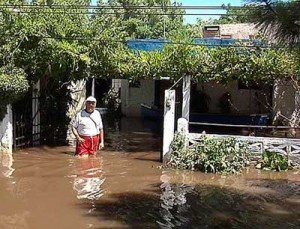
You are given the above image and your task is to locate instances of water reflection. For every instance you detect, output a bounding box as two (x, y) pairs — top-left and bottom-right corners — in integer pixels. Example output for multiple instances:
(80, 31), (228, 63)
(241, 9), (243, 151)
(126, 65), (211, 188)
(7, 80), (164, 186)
(0, 116), (298, 229)
(158, 171), (194, 228)
(0, 152), (14, 178)
(71, 157), (105, 201)
(156, 169), (300, 229)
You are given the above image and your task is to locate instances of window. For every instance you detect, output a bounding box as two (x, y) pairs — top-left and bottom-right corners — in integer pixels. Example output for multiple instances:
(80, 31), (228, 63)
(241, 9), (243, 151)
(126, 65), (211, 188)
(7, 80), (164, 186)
(203, 26), (220, 38)
(129, 80), (141, 88)
(221, 34), (232, 39)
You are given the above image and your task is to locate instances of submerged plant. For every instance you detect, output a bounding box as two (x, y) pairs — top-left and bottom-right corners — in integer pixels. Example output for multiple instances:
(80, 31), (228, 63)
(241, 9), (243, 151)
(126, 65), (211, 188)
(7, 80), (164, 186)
(256, 151), (291, 171)
(169, 133), (249, 174)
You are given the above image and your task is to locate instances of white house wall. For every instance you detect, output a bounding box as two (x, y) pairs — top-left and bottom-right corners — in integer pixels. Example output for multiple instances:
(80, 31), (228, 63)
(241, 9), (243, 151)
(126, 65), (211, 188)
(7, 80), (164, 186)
(273, 80), (298, 125)
(0, 105), (13, 153)
(121, 79), (155, 117)
(200, 81), (270, 114)
(203, 23), (258, 39)
(219, 23), (257, 39)
(111, 79), (122, 93)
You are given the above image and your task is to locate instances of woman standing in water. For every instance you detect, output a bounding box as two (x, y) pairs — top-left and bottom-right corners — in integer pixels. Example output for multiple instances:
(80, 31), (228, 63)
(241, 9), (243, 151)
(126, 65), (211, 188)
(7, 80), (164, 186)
(71, 96), (104, 156)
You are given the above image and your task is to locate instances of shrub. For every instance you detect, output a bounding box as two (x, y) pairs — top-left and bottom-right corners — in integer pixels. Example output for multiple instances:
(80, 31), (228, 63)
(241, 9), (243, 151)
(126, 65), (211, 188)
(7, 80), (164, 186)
(0, 66), (29, 119)
(169, 133), (250, 173)
(256, 151), (291, 171)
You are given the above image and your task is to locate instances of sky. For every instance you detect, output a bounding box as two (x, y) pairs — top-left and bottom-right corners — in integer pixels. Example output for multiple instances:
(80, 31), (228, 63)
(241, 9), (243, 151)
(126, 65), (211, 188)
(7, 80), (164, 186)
(179, 0), (244, 24)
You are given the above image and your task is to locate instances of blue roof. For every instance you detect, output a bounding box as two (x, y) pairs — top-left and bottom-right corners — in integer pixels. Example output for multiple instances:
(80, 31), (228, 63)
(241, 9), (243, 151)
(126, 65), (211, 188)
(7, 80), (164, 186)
(126, 39), (165, 51)
(126, 38), (262, 51)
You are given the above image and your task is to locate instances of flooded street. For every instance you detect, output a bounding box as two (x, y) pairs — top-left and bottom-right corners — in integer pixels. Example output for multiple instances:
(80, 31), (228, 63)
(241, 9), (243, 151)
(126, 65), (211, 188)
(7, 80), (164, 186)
(0, 118), (299, 229)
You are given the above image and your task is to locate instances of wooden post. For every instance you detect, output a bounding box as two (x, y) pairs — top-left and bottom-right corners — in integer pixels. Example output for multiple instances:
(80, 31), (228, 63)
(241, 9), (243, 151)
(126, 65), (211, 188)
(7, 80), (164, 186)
(162, 90), (175, 162)
(182, 75), (191, 121)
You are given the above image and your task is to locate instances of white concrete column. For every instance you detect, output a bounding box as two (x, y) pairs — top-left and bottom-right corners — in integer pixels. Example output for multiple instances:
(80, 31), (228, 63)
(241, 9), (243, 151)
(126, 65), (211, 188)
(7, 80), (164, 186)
(66, 80), (87, 145)
(162, 90), (175, 162)
(182, 75), (191, 121)
(0, 105), (13, 153)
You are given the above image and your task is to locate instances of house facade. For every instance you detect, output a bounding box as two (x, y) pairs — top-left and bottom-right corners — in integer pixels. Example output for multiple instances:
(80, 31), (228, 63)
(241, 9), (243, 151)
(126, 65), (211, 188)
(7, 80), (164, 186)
(119, 24), (298, 129)
(1, 23), (299, 153)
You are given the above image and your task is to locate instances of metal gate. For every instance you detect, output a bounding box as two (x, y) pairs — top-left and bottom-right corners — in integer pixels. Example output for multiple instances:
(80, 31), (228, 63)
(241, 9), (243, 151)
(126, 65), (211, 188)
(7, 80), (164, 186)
(12, 88), (41, 149)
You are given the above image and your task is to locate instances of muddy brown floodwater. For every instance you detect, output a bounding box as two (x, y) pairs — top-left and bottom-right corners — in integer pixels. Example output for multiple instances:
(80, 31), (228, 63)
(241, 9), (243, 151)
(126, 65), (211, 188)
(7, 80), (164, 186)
(0, 118), (299, 229)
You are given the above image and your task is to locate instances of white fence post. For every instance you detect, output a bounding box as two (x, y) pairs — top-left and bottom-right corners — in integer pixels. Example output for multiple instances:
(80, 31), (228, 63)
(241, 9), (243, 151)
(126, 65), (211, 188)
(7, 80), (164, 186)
(182, 75), (191, 121)
(162, 90), (175, 162)
(177, 118), (189, 147)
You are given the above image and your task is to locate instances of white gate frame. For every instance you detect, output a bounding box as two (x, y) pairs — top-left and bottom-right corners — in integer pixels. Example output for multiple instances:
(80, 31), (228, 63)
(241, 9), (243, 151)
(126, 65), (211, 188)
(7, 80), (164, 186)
(162, 89), (176, 162)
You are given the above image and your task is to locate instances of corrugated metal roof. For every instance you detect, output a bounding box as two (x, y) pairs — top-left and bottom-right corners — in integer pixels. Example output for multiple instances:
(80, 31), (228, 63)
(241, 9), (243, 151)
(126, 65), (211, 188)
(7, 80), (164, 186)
(126, 38), (262, 51)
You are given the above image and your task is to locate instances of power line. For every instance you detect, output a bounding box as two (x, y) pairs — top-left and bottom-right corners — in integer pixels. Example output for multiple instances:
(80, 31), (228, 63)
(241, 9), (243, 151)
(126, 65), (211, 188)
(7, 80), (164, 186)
(0, 4), (257, 16)
(3, 10), (247, 16)
(0, 4), (255, 17)
(0, 4), (258, 10)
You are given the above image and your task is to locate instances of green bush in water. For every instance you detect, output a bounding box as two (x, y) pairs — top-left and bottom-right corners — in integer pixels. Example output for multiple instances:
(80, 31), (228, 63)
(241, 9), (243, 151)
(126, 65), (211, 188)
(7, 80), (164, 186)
(256, 151), (291, 171)
(169, 133), (250, 173)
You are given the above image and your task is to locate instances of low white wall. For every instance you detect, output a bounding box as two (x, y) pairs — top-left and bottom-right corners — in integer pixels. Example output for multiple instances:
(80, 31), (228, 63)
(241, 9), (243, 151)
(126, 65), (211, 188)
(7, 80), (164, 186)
(0, 105), (13, 153)
(121, 79), (155, 117)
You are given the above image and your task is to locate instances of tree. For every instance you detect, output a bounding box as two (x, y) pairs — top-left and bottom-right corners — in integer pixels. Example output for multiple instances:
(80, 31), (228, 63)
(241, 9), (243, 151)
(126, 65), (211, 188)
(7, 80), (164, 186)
(100, 0), (184, 39)
(0, 0), (299, 129)
(248, 0), (300, 127)
(249, 0), (300, 45)
(184, 6), (253, 37)
(212, 6), (252, 24)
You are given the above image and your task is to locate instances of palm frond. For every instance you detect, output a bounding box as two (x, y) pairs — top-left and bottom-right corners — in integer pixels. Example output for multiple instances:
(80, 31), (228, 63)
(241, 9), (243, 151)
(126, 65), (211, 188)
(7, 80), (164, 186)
(249, 0), (300, 45)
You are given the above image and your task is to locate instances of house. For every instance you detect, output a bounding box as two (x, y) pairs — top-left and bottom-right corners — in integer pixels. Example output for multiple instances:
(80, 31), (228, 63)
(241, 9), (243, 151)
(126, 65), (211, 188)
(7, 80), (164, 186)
(1, 24), (298, 152)
(119, 24), (298, 131)
(203, 23), (258, 39)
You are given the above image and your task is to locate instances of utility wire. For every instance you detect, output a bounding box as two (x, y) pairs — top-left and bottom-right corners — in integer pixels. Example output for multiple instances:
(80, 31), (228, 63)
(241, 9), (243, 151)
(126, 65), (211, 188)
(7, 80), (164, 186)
(0, 4), (257, 16)
(0, 4), (259, 10)
(3, 10), (248, 16)
(0, 4), (261, 16)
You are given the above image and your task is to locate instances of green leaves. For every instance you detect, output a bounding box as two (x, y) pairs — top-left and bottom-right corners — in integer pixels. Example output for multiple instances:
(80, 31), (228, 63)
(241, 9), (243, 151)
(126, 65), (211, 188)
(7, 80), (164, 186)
(0, 65), (29, 103)
(0, 65), (29, 119)
(169, 133), (250, 174)
(256, 151), (291, 171)
(112, 41), (298, 85)
(248, 0), (300, 45)
(0, 0), (299, 100)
